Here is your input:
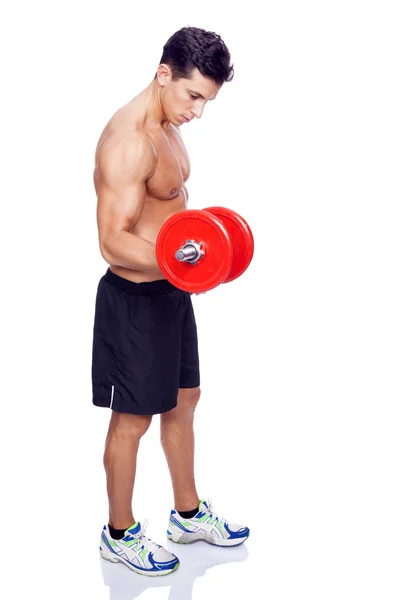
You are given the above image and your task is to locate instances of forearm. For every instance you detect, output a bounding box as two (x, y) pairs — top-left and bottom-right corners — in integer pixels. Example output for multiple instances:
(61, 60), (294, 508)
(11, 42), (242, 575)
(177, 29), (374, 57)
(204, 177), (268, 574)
(101, 230), (161, 272)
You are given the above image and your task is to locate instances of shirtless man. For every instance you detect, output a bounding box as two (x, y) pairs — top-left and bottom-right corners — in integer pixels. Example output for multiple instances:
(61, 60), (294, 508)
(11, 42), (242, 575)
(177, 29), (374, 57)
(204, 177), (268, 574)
(92, 27), (250, 577)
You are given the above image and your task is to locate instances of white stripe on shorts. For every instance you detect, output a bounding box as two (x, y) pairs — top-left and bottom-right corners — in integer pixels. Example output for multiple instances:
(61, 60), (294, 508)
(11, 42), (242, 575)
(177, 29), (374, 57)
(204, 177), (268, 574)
(110, 385), (115, 410)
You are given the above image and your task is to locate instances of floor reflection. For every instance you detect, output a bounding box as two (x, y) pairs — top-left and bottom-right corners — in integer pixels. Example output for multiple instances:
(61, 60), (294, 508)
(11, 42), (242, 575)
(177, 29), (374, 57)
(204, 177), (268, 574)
(100, 539), (249, 599)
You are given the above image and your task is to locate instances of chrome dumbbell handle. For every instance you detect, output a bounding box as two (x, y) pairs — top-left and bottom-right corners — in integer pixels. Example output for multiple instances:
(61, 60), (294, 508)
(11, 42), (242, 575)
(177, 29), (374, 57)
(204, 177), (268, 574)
(175, 240), (204, 265)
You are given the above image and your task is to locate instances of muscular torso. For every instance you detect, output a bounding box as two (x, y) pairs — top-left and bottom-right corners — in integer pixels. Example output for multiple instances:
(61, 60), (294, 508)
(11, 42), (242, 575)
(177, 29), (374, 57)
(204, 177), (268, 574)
(93, 96), (190, 282)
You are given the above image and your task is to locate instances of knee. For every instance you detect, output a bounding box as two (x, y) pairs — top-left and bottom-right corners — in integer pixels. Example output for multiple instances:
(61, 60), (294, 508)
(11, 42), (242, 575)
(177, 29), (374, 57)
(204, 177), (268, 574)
(160, 387), (201, 430)
(109, 411), (153, 441)
(176, 386), (201, 415)
(192, 386), (201, 408)
(182, 386), (201, 411)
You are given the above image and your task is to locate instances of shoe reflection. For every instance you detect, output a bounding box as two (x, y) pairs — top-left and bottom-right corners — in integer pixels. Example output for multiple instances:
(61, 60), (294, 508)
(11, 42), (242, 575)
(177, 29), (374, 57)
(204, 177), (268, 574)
(100, 539), (249, 600)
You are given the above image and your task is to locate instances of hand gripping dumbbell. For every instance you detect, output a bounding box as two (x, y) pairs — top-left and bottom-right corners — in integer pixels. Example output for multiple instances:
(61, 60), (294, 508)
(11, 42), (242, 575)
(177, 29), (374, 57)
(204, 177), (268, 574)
(156, 206), (254, 293)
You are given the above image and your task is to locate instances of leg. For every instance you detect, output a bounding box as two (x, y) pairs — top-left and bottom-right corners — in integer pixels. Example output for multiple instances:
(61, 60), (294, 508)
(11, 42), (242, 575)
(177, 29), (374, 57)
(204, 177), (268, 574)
(94, 275), (182, 575)
(160, 386), (201, 511)
(100, 407), (180, 576)
(104, 410), (152, 529)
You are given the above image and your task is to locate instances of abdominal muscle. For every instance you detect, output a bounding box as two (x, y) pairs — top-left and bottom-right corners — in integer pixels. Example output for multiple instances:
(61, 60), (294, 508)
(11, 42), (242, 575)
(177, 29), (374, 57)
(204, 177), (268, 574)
(109, 188), (188, 283)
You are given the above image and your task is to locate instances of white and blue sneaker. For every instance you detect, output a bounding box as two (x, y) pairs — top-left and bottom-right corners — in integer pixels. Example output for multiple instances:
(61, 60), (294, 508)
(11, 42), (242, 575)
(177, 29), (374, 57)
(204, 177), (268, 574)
(167, 498), (250, 547)
(100, 519), (180, 576)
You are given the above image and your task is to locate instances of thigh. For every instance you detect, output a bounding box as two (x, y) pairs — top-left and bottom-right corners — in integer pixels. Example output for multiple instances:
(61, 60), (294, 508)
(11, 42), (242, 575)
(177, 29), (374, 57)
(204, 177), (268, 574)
(92, 279), (185, 415)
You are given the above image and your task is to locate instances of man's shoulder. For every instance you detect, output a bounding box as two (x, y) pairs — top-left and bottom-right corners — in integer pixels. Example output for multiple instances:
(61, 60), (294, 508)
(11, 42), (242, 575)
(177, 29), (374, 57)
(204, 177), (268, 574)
(95, 128), (157, 185)
(100, 129), (157, 163)
(107, 123), (156, 148)
(104, 97), (157, 152)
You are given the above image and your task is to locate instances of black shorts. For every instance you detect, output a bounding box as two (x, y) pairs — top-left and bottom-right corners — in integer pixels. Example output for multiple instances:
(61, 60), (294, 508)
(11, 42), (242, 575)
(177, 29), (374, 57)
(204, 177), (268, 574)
(91, 269), (200, 415)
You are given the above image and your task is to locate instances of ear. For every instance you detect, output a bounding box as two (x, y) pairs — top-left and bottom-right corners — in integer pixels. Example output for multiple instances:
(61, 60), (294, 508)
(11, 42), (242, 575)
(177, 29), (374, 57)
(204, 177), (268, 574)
(157, 64), (172, 87)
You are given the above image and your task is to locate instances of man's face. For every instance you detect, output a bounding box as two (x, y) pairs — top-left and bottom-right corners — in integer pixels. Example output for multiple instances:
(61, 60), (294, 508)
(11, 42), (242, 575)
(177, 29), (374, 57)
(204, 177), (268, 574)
(159, 67), (222, 126)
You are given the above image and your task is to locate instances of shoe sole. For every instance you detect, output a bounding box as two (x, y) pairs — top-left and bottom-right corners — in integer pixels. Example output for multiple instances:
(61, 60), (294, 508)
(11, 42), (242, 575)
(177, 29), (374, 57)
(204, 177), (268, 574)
(167, 531), (249, 547)
(100, 546), (180, 577)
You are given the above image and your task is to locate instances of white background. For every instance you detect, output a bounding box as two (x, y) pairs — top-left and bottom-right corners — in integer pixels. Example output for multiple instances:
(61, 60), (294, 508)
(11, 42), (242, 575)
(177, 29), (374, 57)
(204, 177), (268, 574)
(1, 1), (399, 598)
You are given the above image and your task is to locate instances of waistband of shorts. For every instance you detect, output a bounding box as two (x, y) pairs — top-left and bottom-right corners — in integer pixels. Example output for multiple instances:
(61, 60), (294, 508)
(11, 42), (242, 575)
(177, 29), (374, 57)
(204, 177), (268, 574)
(104, 268), (180, 295)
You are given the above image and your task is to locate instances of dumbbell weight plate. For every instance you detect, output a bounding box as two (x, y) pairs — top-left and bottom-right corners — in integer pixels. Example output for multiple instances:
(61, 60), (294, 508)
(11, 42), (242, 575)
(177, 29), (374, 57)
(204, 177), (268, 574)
(203, 207), (254, 283)
(156, 210), (233, 293)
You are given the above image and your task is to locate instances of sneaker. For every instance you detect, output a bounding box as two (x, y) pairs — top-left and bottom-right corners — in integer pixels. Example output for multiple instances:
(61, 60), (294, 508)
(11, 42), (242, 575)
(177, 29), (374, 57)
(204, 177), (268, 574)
(167, 498), (250, 547)
(100, 519), (180, 576)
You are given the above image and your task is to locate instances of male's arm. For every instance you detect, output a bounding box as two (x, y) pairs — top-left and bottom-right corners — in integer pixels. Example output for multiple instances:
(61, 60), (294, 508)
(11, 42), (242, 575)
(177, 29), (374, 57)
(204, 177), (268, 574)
(96, 133), (161, 273)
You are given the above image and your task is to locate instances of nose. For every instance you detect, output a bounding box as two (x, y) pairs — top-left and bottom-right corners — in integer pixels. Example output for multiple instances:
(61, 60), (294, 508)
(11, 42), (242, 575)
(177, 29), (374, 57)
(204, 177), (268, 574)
(191, 102), (205, 119)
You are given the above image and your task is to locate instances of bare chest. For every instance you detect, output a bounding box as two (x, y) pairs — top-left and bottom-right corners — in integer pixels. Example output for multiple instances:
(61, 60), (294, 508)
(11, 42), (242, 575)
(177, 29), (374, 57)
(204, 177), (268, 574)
(147, 127), (190, 199)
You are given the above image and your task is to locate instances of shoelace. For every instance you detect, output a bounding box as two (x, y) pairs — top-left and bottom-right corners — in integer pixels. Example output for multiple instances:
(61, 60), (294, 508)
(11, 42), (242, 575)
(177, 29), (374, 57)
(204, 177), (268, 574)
(205, 497), (227, 522)
(133, 519), (160, 552)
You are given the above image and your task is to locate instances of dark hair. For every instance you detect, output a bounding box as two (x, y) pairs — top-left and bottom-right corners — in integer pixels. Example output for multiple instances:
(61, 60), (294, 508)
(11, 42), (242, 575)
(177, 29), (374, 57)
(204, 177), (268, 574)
(159, 26), (234, 85)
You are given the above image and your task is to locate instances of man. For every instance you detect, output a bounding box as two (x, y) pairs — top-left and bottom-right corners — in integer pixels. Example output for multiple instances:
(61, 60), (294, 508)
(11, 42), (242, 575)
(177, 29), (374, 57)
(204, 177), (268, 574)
(92, 26), (250, 577)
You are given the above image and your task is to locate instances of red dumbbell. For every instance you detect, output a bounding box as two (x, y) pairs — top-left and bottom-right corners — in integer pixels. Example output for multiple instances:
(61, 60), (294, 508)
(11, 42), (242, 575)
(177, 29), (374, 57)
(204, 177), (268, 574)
(156, 207), (254, 293)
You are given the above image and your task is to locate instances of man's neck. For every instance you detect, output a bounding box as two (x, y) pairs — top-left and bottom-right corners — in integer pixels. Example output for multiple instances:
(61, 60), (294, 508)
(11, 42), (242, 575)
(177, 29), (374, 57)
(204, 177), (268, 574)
(141, 81), (169, 131)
